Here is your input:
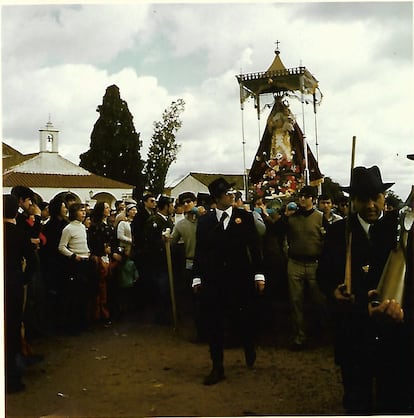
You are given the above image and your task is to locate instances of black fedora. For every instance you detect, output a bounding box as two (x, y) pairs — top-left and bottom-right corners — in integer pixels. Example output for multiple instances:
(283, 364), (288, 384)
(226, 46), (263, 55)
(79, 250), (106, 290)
(178, 191), (196, 205)
(157, 195), (174, 208)
(343, 166), (394, 197)
(208, 177), (236, 199)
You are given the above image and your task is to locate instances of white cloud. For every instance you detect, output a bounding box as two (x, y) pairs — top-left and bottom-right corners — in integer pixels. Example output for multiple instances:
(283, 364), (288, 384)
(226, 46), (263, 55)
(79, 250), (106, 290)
(2, 4), (150, 72)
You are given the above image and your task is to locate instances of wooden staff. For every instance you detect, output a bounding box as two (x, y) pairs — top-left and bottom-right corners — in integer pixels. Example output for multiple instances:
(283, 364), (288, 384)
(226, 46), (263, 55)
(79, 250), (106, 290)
(344, 136), (356, 295)
(164, 232), (178, 331)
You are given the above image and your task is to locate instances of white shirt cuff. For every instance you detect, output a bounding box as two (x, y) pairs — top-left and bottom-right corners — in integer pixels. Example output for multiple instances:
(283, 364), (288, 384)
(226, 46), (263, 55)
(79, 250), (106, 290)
(192, 277), (201, 287)
(255, 274), (265, 282)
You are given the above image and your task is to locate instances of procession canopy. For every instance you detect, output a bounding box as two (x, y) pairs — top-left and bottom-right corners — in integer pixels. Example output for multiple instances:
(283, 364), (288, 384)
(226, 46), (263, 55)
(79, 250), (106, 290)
(236, 49), (319, 108)
(249, 97), (323, 199)
(236, 46), (323, 198)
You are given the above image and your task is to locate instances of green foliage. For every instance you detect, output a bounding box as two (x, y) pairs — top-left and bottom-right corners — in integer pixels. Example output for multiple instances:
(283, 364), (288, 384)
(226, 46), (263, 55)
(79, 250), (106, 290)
(79, 85), (145, 188)
(385, 189), (403, 209)
(144, 99), (185, 196)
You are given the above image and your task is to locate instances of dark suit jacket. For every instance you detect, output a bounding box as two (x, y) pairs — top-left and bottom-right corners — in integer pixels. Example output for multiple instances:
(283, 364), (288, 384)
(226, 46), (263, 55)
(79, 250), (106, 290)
(142, 213), (174, 272)
(317, 212), (402, 364)
(318, 212), (397, 306)
(193, 207), (263, 308)
(131, 206), (153, 250)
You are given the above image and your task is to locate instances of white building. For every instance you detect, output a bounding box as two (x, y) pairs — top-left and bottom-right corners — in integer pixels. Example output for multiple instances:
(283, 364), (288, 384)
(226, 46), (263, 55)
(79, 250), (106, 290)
(168, 172), (246, 203)
(2, 121), (134, 207)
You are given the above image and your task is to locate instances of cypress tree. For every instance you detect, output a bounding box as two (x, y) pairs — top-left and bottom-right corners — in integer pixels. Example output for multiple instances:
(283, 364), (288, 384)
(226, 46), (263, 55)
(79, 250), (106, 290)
(80, 84), (145, 189)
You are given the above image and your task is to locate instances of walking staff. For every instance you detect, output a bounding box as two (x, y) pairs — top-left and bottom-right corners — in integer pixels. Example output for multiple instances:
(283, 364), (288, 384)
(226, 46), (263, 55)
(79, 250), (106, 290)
(164, 228), (178, 331)
(343, 135), (356, 296)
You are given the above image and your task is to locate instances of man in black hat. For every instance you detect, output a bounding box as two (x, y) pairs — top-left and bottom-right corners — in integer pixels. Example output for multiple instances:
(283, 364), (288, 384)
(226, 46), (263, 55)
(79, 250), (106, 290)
(317, 165), (413, 414)
(192, 177), (265, 385)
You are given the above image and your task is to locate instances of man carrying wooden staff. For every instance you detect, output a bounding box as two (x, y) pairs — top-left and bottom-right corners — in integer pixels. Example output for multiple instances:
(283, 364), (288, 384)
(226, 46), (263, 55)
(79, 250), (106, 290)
(142, 195), (175, 326)
(317, 165), (413, 414)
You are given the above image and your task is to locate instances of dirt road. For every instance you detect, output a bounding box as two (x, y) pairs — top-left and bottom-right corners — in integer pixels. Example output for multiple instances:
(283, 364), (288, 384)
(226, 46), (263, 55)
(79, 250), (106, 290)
(6, 306), (344, 417)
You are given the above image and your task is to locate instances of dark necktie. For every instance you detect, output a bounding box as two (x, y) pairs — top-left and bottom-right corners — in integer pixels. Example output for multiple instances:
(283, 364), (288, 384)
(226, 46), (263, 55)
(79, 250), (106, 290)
(368, 224), (374, 240)
(219, 211), (228, 229)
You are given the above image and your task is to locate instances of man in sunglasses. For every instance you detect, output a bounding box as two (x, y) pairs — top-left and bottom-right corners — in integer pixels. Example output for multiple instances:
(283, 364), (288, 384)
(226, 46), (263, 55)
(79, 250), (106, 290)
(170, 192), (203, 340)
(282, 185), (329, 351)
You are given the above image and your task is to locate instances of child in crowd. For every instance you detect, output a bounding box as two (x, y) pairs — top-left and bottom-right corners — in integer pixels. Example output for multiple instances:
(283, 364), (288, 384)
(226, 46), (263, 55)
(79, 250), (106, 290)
(95, 243), (119, 326)
(116, 247), (139, 316)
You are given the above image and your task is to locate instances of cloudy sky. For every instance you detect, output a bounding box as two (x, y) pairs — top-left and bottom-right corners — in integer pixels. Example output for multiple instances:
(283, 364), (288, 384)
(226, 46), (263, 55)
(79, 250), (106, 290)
(2, 1), (413, 199)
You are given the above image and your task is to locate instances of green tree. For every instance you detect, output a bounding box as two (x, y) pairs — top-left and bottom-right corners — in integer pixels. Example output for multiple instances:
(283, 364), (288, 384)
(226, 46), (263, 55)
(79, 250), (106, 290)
(79, 84), (145, 189)
(385, 189), (403, 210)
(144, 99), (185, 196)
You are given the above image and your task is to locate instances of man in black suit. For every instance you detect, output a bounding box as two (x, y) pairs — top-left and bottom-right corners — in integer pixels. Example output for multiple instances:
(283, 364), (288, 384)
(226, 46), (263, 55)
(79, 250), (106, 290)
(317, 165), (413, 414)
(130, 192), (156, 310)
(142, 195), (175, 325)
(192, 178), (265, 385)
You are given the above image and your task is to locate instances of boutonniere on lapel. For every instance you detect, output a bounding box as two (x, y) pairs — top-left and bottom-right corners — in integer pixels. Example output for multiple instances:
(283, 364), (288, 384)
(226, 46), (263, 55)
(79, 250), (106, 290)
(234, 217), (242, 224)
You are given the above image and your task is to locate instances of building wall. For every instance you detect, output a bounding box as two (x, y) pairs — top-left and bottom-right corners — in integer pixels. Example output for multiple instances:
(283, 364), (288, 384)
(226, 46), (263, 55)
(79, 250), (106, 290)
(169, 175), (208, 199)
(169, 174), (247, 201)
(2, 186), (132, 207)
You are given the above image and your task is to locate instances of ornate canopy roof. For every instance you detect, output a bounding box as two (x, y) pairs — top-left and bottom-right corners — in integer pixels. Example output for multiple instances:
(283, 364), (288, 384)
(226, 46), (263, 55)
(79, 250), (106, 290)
(236, 49), (319, 106)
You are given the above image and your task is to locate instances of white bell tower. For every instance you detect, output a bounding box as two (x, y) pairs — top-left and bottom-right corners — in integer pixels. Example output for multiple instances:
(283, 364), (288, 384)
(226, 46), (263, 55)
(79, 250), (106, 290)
(39, 118), (59, 153)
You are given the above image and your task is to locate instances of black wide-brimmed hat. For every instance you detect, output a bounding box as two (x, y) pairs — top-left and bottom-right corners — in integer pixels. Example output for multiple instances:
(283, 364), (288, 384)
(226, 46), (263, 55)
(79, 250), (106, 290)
(178, 192), (196, 205)
(208, 177), (235, 199)
(155, 195), (174, 211)
(196, 192), (212, 207)
(342, 165), (394, 197)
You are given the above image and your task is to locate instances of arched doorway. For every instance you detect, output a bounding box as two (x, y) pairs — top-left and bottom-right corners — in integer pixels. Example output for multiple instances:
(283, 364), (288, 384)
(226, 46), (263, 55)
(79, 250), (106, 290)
(91, 192), (117, 209)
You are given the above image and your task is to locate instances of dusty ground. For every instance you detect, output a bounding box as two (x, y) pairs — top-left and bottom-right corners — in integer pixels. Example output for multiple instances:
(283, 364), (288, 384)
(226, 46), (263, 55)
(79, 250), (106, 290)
(5, 302), (345, 418)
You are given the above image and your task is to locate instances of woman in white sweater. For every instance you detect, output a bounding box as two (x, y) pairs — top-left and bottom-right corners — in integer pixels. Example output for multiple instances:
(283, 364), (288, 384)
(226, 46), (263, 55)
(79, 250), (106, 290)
(59, 204), (89, 260)
(58, 203), (91, 334)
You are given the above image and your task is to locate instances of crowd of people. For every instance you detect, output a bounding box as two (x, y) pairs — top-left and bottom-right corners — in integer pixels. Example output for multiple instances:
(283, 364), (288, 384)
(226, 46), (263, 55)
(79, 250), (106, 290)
(4, 165), (414, 414)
